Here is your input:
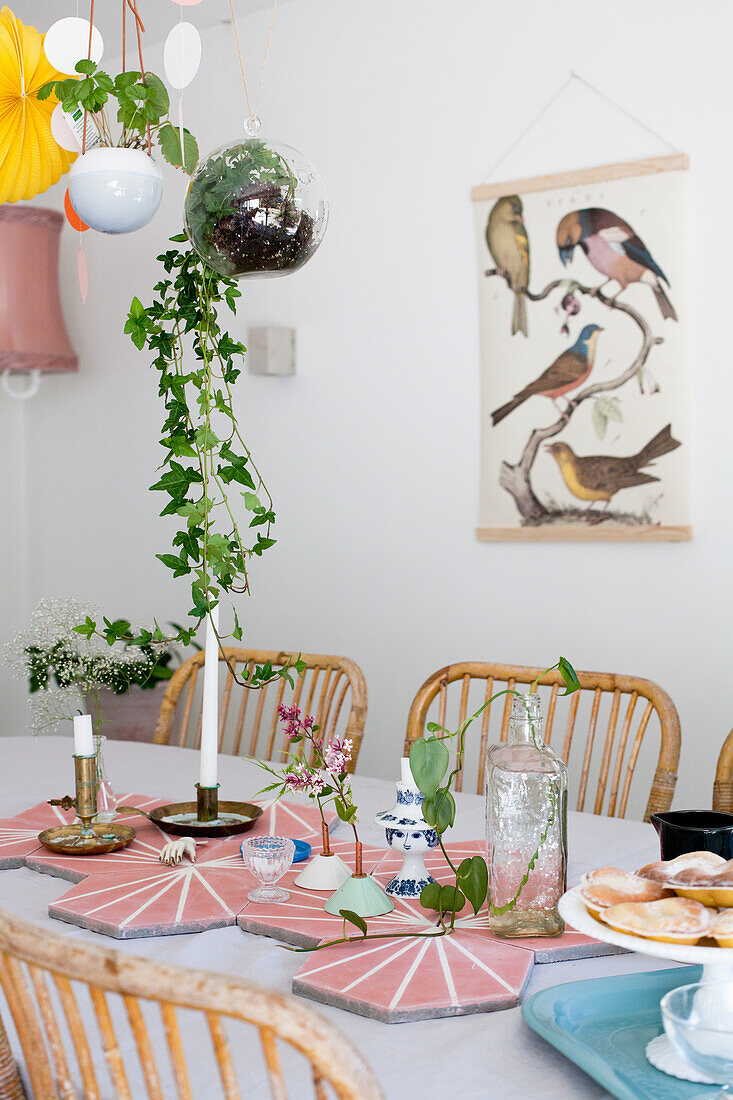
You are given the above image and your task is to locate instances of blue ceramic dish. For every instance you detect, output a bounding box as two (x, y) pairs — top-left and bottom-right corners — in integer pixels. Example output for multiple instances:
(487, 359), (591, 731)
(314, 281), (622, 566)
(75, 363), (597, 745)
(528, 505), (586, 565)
(240, 838), (311, 863)
(522, 965), (710, 1099)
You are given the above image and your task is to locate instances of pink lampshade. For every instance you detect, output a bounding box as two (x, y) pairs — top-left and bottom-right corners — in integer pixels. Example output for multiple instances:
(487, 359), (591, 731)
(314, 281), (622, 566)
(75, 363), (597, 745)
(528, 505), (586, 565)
(0, 205), (77, 373)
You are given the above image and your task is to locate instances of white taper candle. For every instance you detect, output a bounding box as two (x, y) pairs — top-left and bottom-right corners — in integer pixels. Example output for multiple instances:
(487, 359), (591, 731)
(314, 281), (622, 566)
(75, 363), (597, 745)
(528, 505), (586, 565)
(401, 756), (418, 789)
(73, 713), (94, 756)
(199, 604), (220, 788)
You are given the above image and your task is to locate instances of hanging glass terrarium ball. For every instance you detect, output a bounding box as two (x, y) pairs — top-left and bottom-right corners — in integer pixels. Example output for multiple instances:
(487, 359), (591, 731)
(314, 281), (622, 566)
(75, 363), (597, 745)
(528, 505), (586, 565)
(183, 118), (328, 278)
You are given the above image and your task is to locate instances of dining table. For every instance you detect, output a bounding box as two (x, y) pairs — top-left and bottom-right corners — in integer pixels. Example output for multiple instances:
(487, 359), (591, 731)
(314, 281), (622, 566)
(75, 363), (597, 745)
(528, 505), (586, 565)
(0, 735), (678, 1099)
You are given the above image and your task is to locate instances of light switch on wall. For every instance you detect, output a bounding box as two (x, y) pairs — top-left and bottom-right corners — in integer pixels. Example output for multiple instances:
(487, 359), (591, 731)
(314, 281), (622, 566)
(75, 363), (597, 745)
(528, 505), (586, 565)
(247, 326), (296, 375)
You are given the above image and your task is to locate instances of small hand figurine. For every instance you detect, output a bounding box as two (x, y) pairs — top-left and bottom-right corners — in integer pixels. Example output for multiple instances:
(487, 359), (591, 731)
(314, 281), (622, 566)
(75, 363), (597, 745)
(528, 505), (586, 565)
(375, 759), (439, 899)
(159, 837), (196, 865)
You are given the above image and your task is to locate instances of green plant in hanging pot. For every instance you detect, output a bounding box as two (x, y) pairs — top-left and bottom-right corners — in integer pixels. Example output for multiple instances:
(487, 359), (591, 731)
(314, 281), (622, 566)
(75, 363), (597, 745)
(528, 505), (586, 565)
(38, 60), (199, 234)
(184, 121), (329, 278)
(78, 235), (300, 694)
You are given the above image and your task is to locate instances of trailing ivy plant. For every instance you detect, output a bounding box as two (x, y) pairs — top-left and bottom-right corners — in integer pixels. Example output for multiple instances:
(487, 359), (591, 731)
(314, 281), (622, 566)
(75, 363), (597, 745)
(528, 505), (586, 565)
(284, 658), (581, 951)
(77, 236), (301, 691)
(38, 60), (198, 172)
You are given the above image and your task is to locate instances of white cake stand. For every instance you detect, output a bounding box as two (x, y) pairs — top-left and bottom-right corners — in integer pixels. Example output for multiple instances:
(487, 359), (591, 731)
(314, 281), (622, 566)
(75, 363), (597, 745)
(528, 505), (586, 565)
(559, 887), (733, 1084)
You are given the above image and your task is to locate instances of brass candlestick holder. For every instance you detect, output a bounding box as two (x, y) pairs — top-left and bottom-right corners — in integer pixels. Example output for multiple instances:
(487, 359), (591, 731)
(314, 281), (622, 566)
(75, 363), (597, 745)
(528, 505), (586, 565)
(140, 783), (263, 838)
(39, 753), (136, 855)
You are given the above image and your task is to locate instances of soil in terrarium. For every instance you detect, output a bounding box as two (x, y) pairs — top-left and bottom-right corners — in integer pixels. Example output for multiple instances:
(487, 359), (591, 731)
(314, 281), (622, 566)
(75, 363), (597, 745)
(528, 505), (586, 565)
(203, 184), (316, 276)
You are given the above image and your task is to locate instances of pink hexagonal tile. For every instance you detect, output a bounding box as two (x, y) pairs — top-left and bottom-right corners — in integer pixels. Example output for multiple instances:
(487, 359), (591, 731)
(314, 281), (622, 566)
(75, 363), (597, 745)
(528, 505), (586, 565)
(292, 928), (534, 1022)
(0, 800), (75, 869)
(373, 841), (615, 963)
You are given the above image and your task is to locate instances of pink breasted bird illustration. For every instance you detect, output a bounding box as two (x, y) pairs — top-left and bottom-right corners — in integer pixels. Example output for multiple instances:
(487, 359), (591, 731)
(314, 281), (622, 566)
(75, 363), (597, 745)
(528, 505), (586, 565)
(556, 208), (677, 322)
(491, 323), (603, 427)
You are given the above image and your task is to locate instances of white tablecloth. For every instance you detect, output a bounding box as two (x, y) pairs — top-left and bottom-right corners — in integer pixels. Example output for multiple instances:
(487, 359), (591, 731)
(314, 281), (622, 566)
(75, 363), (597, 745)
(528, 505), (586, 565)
(0, 737), (674, 1099)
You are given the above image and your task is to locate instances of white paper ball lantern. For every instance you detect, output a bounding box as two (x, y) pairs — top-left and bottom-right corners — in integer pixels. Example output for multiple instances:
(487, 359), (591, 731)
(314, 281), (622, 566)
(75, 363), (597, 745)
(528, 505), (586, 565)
(183, 124), (328, 278)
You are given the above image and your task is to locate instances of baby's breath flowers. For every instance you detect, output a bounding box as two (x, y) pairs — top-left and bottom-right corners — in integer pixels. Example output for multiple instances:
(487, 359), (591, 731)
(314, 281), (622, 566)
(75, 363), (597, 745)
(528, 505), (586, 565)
(4, 598), (177, 734)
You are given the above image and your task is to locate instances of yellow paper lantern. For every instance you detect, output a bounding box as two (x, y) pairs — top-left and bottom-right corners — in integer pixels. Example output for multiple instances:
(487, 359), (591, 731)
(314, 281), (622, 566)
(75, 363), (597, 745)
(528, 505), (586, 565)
(0, 5), (76, 204)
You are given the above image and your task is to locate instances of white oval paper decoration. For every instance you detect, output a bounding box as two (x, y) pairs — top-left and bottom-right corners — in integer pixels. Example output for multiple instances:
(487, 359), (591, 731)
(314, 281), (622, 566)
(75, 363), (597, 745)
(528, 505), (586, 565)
(43, 17), (104, 75)
(164, 22), (201, 90)
(50, 103), (82, 153)
(170, 0), (204, 5)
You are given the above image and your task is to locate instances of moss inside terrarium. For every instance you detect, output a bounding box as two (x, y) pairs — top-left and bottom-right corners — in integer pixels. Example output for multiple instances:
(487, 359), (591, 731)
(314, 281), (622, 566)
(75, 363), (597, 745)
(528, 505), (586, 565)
(185, 139), (318, 277)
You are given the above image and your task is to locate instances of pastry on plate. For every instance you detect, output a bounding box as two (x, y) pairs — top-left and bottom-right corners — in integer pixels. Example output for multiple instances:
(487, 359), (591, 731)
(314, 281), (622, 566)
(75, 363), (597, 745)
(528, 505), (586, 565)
(579, 867), (668, 918)
(636, 851), (727, 884)
(667, 858), (733, 908)
(710, 908), (733, 948)
(599, 896), (713, 944)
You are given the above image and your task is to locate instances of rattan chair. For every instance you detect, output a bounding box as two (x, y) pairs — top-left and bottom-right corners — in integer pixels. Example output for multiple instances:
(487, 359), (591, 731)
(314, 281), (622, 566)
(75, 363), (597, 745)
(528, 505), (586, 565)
(713, 729), (733, 812)
(404, 663), (681, 821)
(155, 649), (367, 773)
(0, 908), (382, 1100)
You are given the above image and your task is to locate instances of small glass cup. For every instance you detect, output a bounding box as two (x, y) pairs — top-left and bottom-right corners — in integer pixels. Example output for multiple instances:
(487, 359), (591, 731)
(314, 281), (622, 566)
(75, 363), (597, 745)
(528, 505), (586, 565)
(661, 982), (733, 1098)
(241, 836), (295, 903)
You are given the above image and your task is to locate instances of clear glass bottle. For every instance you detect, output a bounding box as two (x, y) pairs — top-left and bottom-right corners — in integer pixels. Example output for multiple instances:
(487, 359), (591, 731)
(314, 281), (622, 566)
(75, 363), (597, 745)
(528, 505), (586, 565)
(93, 734), (117, 822)
(485, 692), (567, 937)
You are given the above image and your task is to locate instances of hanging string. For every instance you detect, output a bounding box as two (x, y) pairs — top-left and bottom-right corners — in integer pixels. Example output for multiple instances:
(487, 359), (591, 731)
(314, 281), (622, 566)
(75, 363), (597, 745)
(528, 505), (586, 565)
(81, 0), (95, 154)
(129, 0), (151, 154)
(121, 0), (126, 73)
(481, 70), (679, 184)
(178, 2), (185, 169)
(228, 0), (279, 125)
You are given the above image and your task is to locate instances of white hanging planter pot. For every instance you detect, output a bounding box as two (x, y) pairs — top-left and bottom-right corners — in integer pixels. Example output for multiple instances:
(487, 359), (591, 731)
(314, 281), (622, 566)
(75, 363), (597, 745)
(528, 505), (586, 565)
(68, 147), (163, 235)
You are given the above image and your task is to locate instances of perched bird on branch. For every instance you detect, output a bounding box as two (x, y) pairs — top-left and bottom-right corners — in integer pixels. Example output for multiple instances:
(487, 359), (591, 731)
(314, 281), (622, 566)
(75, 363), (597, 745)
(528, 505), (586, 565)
(556, 208), (677, 322)
(491, 324), (602, 427)
(486, 195), (530, 337)
(545, 424), (681, 508)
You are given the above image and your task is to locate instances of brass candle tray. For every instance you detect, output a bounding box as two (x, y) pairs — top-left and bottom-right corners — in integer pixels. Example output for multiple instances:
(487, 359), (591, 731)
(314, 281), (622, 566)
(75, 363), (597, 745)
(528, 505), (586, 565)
(38, 823), (136, 855)
(118, 801), (263, 838)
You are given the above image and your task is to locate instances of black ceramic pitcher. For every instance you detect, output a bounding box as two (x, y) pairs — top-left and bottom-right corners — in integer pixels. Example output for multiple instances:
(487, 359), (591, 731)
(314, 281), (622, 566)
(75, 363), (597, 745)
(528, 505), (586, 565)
(651, 810), (733, 861)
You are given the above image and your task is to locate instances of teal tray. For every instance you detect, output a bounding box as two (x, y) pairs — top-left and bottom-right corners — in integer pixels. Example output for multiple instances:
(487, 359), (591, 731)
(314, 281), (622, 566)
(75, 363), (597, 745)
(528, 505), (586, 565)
(522, 965), (720, 1100)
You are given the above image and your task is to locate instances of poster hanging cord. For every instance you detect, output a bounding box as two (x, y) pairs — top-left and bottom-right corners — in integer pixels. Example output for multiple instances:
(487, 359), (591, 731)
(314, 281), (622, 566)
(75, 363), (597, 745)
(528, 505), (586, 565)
(481, 71), (680, 184)
(228, 0), (279, 125)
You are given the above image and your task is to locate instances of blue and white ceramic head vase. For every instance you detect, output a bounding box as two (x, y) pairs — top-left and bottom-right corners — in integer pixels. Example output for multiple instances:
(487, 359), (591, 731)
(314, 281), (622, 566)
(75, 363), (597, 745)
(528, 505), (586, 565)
(375, 759), (439, 899)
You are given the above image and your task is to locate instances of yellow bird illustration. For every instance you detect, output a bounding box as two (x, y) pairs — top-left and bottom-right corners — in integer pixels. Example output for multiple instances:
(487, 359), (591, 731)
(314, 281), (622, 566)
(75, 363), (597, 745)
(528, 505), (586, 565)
(486, 195), (530, 337)
(546, 425), (681, 511)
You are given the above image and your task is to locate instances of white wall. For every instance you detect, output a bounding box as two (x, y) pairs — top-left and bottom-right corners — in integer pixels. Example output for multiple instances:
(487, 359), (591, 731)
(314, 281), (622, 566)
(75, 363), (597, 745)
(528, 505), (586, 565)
(1, 0), (731, 810)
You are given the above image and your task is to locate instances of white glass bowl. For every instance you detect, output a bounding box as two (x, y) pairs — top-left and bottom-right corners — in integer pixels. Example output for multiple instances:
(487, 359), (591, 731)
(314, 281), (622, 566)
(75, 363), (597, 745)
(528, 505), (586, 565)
(184, 135), (328, 278)
(661, 983), (733, 1097)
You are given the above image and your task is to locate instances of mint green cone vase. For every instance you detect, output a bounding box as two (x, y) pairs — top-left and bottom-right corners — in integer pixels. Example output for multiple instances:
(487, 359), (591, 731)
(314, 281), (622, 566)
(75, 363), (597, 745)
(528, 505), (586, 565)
(324, 873), (394, 917)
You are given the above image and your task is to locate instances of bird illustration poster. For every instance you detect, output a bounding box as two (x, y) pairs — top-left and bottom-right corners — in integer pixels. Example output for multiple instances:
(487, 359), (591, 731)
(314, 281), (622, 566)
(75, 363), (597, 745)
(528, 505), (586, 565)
(472, 155), (691, 541)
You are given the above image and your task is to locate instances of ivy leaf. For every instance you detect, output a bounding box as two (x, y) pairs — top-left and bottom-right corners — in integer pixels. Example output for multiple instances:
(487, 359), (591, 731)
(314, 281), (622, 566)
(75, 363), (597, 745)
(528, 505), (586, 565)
(243, 492), (261, 511)
(125, 297), (148, 350)
(558, 656), (581, 696)
(456, 856), (488, 915)
(409, 738), (449, 799)
(73, 616), (96, 639)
